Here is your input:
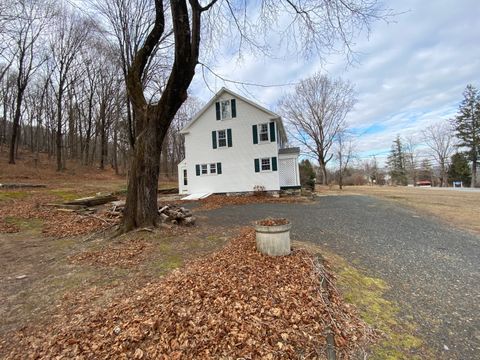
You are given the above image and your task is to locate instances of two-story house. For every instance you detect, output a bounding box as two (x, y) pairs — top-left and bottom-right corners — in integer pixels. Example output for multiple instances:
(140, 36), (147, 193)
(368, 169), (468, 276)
(178, 87), (300, 196)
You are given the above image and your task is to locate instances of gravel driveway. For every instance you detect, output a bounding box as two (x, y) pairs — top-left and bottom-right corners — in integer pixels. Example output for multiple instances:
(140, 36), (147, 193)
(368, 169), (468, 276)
(200, 195), (480, 359)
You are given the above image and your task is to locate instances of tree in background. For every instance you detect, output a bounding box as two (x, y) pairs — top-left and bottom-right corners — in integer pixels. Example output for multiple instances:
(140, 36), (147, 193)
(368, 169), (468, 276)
(299, 159), (316, 191)
(422, 122), (455, 187)
(280, 73), (356, 185)
(453, 84), (480, 187)
(403, 136), (419, 185)
(387, 135), (408, 185)
(334, 132), (355, 189)
(418, 159), (433, 183)
(448, 152), (471, 187)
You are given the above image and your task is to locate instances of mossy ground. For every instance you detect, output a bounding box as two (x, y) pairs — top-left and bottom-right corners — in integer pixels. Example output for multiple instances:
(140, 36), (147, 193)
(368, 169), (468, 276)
(295, 241), (433, 359)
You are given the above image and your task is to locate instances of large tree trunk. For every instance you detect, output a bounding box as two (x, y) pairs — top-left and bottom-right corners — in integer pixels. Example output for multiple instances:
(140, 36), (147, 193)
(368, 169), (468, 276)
(319, 161), (328, 185)
(8, 92), (23, 164)
(123, 115), (163, 231)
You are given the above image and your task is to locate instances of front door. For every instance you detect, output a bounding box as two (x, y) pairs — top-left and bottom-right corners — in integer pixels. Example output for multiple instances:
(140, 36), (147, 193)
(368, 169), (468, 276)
(180, 167), (188, 193)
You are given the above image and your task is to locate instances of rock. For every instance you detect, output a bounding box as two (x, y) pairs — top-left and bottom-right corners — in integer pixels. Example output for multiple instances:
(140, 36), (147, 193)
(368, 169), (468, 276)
(113, 326), (121, 335)
(15, 275), (27, 280)
(183, 216), (196, 226)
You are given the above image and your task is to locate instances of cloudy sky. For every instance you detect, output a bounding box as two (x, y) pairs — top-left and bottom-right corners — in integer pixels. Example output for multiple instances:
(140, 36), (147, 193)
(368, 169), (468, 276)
(190, 0), (480, 166)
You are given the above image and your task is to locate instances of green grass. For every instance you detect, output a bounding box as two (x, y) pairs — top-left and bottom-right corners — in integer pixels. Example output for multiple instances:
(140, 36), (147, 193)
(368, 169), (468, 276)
(49, 189), (81, 201)
(0, 191), (29, 201)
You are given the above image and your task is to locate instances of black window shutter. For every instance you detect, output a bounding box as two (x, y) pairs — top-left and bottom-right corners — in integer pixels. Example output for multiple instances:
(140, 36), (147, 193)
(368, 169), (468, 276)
(269, 121), (276, 142)
(195, 164), (200, 176)
(227, 128), (232, 147)
(252, 125), (258, 144)
(217, 162), (222, 174)
(212, 131), (217, 149)
(215, 102), (221, 120)
(271, 156), (278, 171)
(231, 99), (237, 118)
(254, 158), (260, 173)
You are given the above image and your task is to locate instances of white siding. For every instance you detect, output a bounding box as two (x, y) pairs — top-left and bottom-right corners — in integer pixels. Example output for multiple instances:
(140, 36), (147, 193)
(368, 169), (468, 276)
(183, 93), (280, 193)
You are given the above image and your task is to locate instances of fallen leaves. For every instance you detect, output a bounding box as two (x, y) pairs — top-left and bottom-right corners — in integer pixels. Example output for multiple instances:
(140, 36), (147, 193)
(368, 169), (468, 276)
(2, 228), (374, 359)
(257, 218), (289, 226)
(0, 193), (110, 237)
(69, 238), (152, 267)
(197, 194), (310, 211)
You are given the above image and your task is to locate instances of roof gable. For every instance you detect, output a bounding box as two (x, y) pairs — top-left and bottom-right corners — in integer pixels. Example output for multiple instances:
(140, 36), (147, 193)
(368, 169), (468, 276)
(180, 88), (286, 142)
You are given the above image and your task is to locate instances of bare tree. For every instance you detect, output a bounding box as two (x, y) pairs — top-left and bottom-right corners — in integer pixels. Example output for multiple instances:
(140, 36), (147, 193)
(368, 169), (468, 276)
(5, 0), (52, 164)
(49, 3), (92, 170)
(422, 122), (455, 187)
(335, 132), (355, 190)
(280, 73), (356, 185)
(404, 136), (419, 185)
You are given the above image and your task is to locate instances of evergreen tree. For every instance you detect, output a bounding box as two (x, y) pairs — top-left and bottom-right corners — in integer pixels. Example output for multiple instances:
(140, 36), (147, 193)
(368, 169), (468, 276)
(448, 152), (472, 187)
(299, 159), (316, 190)
(453, 84), (480, 187)
(387, 135), (408, 185)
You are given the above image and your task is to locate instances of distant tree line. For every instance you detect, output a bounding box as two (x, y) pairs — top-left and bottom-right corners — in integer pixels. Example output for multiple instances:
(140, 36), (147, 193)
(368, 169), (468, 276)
(387, 84), (479, 188)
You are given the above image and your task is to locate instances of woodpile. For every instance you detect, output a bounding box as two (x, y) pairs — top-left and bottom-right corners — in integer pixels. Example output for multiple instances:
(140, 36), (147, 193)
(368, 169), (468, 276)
(108, 203), (196, 226)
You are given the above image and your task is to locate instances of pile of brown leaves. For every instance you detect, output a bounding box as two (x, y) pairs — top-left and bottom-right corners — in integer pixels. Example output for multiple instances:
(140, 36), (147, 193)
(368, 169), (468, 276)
(69, 239), (152, 268)
(257, 218), (290, 226)
(3, 229), (373, 359)
(0, 195), (111, 237)
(198, 194), (310, 211)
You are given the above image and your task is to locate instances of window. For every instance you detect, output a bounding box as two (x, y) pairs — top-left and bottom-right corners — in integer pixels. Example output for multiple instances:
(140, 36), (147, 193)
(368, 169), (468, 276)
(183, 169), (187, 186)
(261, 158), (271, 171)
(218, 130), (227, 147)
(210, 163), (217, 174)
(259, 123), (269, 142)
(221, 100), (231, 119)
(201, 164), (208, 175)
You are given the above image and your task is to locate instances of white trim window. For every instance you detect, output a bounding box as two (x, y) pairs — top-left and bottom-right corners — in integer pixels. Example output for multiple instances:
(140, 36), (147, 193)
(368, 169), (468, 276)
(221, 100), (231, 120)
(201, 164), (208, 175)
(261, 157), (271, 171)
(259, 123), (269, 142)
(217, 129), (227, 147)
(210, 163), (217, 174)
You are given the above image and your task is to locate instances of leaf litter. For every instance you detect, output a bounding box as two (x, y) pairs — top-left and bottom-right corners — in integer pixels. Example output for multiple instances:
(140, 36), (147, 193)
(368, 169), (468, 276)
(2, 228), (375, 359)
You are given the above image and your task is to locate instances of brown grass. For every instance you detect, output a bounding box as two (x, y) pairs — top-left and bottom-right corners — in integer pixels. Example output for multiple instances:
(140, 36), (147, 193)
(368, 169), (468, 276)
(319, 185), (480, 235)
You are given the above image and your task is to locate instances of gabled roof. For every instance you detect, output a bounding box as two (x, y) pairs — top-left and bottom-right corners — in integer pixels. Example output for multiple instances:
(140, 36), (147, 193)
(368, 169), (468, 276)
(180, 87), (287, 143)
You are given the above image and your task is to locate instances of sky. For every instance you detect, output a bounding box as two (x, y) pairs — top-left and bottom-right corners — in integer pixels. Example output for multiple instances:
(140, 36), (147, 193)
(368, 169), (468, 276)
(190, 0), (480, 166)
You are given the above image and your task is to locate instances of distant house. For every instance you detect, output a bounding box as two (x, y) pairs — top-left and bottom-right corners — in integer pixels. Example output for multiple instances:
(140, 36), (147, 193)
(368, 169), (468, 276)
(178, 87), (300, 196)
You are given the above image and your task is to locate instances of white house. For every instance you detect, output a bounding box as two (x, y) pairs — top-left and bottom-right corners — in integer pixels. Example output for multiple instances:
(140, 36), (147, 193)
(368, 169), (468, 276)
(178, 88), (300, 196)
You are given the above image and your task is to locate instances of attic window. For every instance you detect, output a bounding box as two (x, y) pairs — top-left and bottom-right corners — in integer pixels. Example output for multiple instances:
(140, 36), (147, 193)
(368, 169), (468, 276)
(259, 123), (269, 142)
(215, 99), (236, 120)
(221, 100), (231, 119)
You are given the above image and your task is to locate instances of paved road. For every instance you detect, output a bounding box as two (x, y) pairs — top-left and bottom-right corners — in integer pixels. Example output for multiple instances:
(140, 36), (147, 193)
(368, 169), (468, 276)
(200, 195), (480, 359)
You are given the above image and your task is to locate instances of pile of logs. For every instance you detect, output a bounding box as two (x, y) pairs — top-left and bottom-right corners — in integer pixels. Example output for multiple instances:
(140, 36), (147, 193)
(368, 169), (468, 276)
(158, 205), (196, 226)
(108, 202), (196, 226)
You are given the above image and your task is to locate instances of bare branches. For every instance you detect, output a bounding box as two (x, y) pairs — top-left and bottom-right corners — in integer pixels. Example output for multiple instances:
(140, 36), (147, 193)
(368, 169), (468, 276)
(280, 72), (356, 184)
(422, 122), (456, 187)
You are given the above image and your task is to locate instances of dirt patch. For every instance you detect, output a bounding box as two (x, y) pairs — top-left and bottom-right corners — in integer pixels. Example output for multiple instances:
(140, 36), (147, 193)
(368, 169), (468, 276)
(196, 194), (311, 211)
(1, 228), (373, 359)
(69, 238), (153, 268)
